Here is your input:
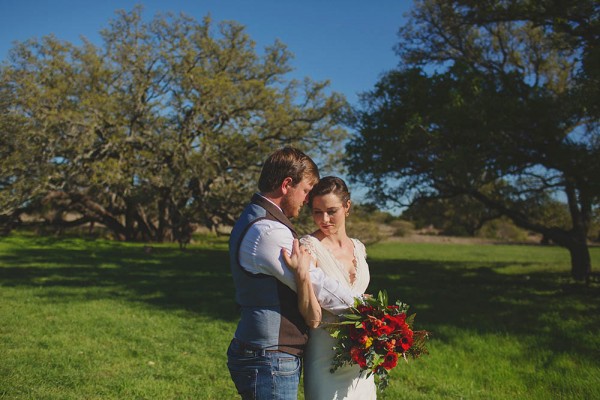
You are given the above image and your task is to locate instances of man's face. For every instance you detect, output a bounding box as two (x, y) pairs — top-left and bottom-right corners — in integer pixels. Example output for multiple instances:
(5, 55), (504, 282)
(280, 178), (314, 219)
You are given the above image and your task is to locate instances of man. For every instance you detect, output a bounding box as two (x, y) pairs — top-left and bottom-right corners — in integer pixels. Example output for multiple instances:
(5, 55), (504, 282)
(227, 147), (355, 399)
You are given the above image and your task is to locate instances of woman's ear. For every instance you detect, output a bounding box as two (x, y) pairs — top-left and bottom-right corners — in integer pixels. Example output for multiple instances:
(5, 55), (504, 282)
(345, 200), (352, 216)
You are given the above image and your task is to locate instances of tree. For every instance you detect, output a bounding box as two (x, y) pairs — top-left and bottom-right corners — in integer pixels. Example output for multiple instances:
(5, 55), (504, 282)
(0, 7), (348, 241)
(401, 195), (498, 236)
(346, 0), (599, 281)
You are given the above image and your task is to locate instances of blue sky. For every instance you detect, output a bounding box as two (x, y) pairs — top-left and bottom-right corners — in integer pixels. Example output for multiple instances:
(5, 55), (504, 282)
(0, 0), (411, 104)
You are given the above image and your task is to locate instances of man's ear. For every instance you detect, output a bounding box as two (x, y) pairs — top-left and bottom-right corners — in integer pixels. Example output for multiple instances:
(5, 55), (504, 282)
(280, 177), (294, 194)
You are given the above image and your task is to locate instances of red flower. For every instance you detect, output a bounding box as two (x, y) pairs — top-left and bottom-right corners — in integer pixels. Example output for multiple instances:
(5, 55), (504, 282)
(350, 346), (367, 368)
(357, 334), (370, 345)
(325, 290), (430, 392)
(364, 315), (392, 337)
(401, 324), (413, 338)
(362, 319), (375, 333)
(381, 314), (405, 334)
(399, 334), (414, 352)
(356, 304), (375, 315)
(381, 351), (398, 370)
(393, 313), (407, 325)
(349, 325), (363, 340)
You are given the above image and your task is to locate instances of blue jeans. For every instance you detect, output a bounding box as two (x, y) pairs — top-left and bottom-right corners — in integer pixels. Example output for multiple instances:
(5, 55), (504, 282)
(227, 338), (302, 400)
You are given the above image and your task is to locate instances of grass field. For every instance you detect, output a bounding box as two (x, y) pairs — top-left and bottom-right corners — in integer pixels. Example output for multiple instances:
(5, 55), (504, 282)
(1, 233), (599, 399)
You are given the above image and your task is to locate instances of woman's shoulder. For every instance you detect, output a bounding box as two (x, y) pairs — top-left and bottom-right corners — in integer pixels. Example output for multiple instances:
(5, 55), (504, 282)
(350, 237), (365, 247)
(300, 233), (322, 256)
(300, 232), (319, 243)
(351, 238), (367, 257)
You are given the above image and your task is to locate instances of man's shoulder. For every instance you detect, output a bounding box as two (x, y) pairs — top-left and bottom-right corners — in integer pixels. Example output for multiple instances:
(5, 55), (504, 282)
(243, 219), (293, 246)
(249, 218), (289, 232)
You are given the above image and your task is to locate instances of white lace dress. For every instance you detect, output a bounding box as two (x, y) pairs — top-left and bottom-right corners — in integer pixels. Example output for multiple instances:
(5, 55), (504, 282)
(300, 235), (376, 400)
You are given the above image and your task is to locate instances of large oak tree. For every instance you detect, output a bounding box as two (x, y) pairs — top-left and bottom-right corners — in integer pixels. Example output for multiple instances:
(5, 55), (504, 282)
(0, 7), (348, 242)
(346, 0), (599, 281)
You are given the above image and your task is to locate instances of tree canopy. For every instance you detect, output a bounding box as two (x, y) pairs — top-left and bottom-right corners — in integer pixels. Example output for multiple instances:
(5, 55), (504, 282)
(346, 0), (599, 281)
(0, 7), (348, 242)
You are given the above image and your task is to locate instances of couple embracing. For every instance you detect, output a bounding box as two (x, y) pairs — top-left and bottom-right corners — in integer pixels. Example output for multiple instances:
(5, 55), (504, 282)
(227, 147), (377, 399)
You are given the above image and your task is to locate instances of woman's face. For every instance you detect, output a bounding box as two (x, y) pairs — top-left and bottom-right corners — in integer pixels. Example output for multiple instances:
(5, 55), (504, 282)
(311, 193), (350, 236)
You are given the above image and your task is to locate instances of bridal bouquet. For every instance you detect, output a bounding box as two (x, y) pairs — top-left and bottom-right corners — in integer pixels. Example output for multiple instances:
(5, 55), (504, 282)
(325, 290), (429, 391)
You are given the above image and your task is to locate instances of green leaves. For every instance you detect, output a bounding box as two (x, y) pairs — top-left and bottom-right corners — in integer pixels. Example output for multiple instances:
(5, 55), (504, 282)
(347, 0), (599, 281)
(378, 289), (388, 307)
(324, 289), (430, 392)
(1, 7), (348, 240)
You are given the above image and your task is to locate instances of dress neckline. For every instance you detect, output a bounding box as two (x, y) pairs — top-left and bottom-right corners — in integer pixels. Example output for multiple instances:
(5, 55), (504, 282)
(309, 235), (358, 287)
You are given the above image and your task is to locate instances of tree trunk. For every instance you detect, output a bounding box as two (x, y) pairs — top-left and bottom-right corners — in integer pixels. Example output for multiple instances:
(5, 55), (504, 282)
(563, 181), (592, 282)
(125, 198), (137, 241)
(567, 238), (592, 282)
(543, 228), (591, 282)
(157, 191), (170, 243)
(469, 188), (593, 282)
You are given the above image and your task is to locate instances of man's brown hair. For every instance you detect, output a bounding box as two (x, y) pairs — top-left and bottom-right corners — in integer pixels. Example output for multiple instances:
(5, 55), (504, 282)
(258, 147), (320, 193)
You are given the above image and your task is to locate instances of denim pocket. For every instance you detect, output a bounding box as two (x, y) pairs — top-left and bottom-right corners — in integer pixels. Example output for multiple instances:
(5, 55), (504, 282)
(273, 355), (301, 376)
(272, 355), (301, 398)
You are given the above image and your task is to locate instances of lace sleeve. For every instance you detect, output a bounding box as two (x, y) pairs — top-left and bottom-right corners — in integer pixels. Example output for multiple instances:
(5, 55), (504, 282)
(300, 235), (319, 264)
(353, 238), (368, 260)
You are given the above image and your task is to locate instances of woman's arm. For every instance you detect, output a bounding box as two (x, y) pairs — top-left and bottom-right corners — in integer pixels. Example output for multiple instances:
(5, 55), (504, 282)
(282, 239), (322, 328)
(240, 221), (354, 312)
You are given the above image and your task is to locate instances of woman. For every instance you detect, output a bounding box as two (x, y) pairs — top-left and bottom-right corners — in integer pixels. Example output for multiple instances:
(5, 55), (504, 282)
(300, 176), (376, 400)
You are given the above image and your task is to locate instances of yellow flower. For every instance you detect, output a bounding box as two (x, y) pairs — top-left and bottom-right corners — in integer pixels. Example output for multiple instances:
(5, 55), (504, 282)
(364, 337), (373, 348)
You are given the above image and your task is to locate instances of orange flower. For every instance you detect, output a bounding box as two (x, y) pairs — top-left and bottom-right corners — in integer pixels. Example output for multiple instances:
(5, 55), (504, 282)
(383, 339), (396, 352)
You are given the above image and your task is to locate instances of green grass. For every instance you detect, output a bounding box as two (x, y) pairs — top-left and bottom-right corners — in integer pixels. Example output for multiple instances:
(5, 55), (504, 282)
(1, 234), (599, 399)
(0, 234), (237, 399)
(367, 242), (600, 399)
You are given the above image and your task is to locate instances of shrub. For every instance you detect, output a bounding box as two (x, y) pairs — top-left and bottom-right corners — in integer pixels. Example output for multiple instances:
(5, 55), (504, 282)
(476, 218), (529, 242)
(347, 220), (386, 245)
(389, 219), (415, 237)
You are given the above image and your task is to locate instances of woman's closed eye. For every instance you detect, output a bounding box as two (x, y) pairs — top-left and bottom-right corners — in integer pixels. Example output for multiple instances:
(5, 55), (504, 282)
(313, 208), (339, 217)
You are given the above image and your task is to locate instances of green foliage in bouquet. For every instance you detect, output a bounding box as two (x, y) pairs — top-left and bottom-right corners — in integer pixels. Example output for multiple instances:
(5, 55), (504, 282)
(325, 290), (429, 391)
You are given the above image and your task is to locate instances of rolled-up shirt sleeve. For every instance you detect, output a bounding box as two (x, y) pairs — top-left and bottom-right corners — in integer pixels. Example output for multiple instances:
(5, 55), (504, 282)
(239, 219), (355, 313)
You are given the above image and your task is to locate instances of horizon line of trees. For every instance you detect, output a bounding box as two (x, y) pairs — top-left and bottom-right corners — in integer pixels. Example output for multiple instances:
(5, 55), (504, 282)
(2, 2), (598, 282)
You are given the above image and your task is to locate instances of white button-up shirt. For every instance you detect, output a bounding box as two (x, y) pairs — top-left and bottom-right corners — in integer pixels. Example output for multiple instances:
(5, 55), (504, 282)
(238, 196), (355, 314)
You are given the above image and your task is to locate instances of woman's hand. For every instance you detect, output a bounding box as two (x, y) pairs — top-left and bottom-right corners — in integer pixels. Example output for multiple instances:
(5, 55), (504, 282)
(281, 239), (311, 279)
(282, 239), (321, 327)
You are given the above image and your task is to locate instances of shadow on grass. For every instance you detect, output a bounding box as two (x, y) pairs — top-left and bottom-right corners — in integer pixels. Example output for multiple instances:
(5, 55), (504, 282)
(0, 236), (238, 321)
(1, 235), (599, 363)
(368, 257), (600, 363)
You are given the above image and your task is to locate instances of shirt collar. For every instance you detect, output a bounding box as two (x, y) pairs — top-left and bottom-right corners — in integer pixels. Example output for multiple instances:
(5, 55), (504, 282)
(256, 193), (282, 212)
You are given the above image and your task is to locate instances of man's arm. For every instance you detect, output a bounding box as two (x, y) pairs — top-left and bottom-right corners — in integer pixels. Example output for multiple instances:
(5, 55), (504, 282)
(239, 220), (355, 314)
(281, 239), (321, 328)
